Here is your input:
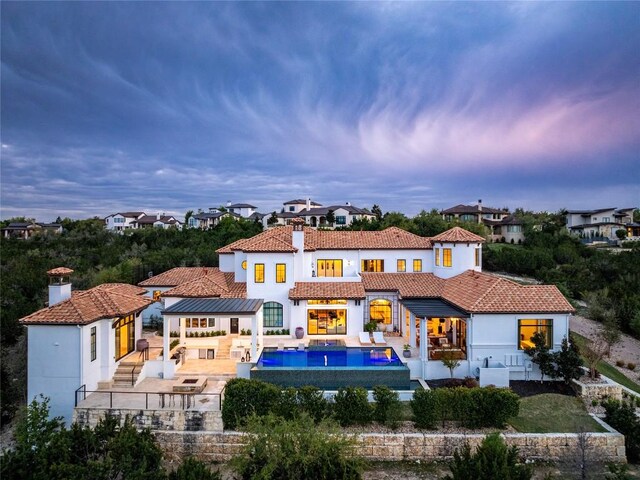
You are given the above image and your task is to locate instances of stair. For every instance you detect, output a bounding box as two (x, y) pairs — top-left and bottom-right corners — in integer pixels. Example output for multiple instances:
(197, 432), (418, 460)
(113, 361), (144, 387)
(215, 337), (232, 360)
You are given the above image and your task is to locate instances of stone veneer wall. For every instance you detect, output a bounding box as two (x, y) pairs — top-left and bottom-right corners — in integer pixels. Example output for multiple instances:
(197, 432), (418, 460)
(572, 378), (623, 401)
(73, 408), (224, 432)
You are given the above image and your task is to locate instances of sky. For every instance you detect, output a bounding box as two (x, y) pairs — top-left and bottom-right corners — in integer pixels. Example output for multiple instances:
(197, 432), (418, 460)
(1, 2), (639, 222)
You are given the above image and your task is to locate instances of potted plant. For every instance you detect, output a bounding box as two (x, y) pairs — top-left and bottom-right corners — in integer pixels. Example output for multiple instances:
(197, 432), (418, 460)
(403, 344), (411, 358)
(364, 321), (377, 334)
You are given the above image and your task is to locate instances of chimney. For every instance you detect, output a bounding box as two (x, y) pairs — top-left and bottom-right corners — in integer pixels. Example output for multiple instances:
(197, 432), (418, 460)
(477, 199), (482, 223)
(346, 201), (351, 206)
(226, 200), (232, 207)
(306, 198), (311, 211)
(47, 267), (73, 306)
(157, 212), (161, 220)
(291, 217), (305, 278)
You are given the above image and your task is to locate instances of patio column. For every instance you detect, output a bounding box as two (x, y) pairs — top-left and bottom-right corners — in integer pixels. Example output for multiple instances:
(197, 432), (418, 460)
(257, 308), (264, 349)
(162, 314), (173, 379)
(419, 317), (428, 361)
(409, 311), (417, 348)
(251, 315), (258, 360)
(179, 317), (186, 345)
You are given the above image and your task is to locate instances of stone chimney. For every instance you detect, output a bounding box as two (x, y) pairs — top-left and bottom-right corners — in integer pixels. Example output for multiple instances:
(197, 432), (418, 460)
(226, 200), (232, 207)
(157, 212), (161, 220)
(47, 267), (73, 306)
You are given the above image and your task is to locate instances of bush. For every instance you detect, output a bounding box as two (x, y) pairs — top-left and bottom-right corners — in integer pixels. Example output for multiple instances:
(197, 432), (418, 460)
(333, 387), (372, 426)
(169, 457), (221, 480)
(603, 399), (640, 463)
(169, 339), (180, 350)
(627, 362), (636, 371)
(297, 385), (329, 424)
(221, 378), (280, 430)
(410, 389), (437, 429)
(443, 432), (532, 480)
(230, 414), (363, 480)
(372, 385), (401, 428)
(616, 360), (625, 367)
(272, 387), (299, 421)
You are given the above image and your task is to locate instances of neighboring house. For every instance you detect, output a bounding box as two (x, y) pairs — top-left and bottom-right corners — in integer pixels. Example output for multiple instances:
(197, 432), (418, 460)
(191, 211), (240, 230)
(225, 202), (258, 218)
(264, 199), (375, 229)
(131, 214), (183, 230)
(566, 208), (636, 241)
(20, 267), (152, 423)
(104, 212), (146, 232)
(441, 200), (509, 224)
(484, 214), (526, 244)
(2, 221), (63, 239)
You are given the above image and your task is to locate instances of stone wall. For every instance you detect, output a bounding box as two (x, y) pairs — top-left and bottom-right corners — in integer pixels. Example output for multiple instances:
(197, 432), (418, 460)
(572, 378), (623, 401)
(154, 430), (626, 465)
(73, 408), (223, 432)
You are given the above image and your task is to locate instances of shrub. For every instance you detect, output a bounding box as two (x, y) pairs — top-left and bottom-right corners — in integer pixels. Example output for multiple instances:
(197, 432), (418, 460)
(230, 414), (363, 480)
(466, 387), (519, 428)
(221, 378), (280, 430)
(169, 457), (221, 480)
(169, 339), (180, 350)
(240, 329), (246, 335)
(372, 385), (401, 428)
(627, 362), (636, 371)
(616, 360), (625, 368)
(603, 399), (640, 463)
(272, 387), (299, 421)
(443, 433), (532, 480)
(332, 387), (372, 427)
(364, 321), (377, 334)
(297, 386), (329, 424)
(555, 336), (583, 385)
(410, 389), (437, 429)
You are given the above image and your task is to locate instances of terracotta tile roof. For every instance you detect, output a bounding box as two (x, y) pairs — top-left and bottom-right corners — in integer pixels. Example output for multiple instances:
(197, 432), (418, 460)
(441, 271), (574, 314)
(289, 282), (366, 300)
(431, 227), (485, 243)
(20, 283), (152, 325)
(161, 270), (247, 298)
(47, 267), (74, 276)
(361, 273), (445, 298)
(138, 267), (218, 287)
(217, 226), (432, 253)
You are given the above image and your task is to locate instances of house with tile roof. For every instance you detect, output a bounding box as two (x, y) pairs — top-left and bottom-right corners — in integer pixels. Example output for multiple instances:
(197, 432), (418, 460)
(264, 198), (376, 229)
(104, 211), (146, 232)
(2, 221), (63, 239)
(566, 207), (637, 242)
(20, 268), (153, 422)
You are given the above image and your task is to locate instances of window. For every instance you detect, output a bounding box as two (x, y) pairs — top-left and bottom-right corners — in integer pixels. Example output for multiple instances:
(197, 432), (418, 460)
(90, 327), (96, 362)
(518, 319), (553, 350)
(461, 214), (476, 222)
(307, 309), (347, 335)
(208, 318), (215, 328)
(361, 259), (384, 272)
(276, 263), (286, 283)
(153, 290), (162, 301)
(289, 206), (295, 212)
(435, 248), (440, 266)
(317, 259), (343, 277)
(507, 225), (522, 233)
(308, 299), (347, 305)
(336, 215), (346, 225)
(602, 217), (610, 223)
(443, 248), (452, 267)
(397, 259), (406, 272)
(114, 314), (135, 361)
(254, 263), (264, 283)
(475, 248), (480, 267)
(370, 299), (392, 324)
(264, 302), (283, 327)
(413, 259), (422, 272)
(241, 260), (247, 270)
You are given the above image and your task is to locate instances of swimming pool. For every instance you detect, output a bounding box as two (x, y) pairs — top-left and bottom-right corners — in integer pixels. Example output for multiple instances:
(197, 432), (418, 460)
(251, 347), (411, 389)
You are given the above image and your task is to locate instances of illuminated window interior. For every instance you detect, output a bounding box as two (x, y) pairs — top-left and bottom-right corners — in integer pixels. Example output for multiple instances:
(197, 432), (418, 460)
(361, 259), (384, 272)
(254, 263), (264, 283)
(413, 259), (422, 272)
(475, 248), (480, 267)
(369, 299), (392, 324)
(518, 319), (552, 350)
(241, 260), (247, 270)
(425, 317), (467, 360)
(307, 309), (347, 335)
(397, 259), (406, 272)
(308, 299), (347, 305)
(435, 248), (440, 266)
(276, 263), (286, 283)
(443, 248), (452, 267)
(153, 290), (162, 301)
(317, 259), (343, 277)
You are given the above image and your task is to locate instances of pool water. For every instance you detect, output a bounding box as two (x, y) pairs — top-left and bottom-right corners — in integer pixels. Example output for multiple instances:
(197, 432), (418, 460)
(257, 347), (403, 368)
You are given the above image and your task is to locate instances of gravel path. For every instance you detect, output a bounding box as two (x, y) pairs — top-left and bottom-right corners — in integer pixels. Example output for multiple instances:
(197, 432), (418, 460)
(570, 315), (640, 383)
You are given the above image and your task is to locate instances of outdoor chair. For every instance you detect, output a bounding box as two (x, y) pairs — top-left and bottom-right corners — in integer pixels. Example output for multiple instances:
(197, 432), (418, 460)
(359, 332), (372, 345)
(372, 331), (387, 345)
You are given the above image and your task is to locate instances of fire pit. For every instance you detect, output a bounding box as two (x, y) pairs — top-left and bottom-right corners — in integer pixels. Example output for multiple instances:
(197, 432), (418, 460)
(172, 377), (208, 393)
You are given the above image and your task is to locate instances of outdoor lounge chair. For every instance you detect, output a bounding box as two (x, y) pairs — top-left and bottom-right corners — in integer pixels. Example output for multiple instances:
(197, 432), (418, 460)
(359, 332), (372, 345)
(277, 342), (285, 351)
(372, 331), (386, 345)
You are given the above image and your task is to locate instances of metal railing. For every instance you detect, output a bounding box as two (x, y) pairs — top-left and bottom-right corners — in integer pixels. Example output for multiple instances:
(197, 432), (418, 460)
(74, 384), (223, 411)
(129, 347), (150, 386)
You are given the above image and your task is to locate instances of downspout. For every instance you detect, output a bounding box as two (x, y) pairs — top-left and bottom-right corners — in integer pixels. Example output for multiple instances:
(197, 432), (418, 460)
(467, 314), (473, 377)
(77, 324), (83, 390)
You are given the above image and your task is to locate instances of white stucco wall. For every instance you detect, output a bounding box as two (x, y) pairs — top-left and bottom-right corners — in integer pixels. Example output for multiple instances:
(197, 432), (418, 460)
(432, 242), (481, 278)
(141, 287), (169, 323)
(219, 253), (235, 273)
(289, 300), (364, 338)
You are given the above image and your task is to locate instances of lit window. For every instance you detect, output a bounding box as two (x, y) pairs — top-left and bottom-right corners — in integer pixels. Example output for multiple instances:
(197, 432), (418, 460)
(413, 259), (422, 272)
(153, 290), (162, 301)
(276, 263), (286, 283)
(317, 259), (343, 277)
(90, 327), (96, 362)
(435, 248), (440, 266)
(241, 260), (247, 270)
(370, 299), (392, 324)
(307, 309), (347, 335)
(397, 259), (406, 272)
(475, 248), (480, 267)
(518, 319), (553, 350)
(361, 259), (384, 272)
(264, 302), (283, 327)
(254, 263), (264, 283)
(308, 299), (347, 305)
(443, 249), (452, 267)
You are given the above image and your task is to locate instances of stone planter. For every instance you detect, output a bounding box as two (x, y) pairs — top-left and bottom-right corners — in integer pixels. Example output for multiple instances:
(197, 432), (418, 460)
(572, 376), (622, 401)
(295, 327), (304, 339)
(403, 350), (412, 358)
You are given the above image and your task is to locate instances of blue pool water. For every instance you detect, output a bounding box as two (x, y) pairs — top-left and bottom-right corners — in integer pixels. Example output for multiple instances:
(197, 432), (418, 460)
(256, 347), (403, 368)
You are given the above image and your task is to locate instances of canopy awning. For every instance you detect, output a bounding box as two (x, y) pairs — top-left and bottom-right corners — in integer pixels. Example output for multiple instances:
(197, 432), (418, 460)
(162, 298), (263, 315)
(400, 298), (468, 318)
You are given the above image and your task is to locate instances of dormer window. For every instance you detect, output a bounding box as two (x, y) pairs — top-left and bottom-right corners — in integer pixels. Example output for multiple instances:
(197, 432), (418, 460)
(443, 248), (452, 267)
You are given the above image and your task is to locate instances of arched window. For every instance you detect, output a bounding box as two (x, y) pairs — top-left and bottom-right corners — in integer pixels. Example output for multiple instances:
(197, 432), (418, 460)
(263, 301), (283, 328)
(370, 299), (392, 325)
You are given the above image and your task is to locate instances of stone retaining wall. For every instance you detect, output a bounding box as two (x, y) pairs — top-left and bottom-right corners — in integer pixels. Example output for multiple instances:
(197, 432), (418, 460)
(155, 430), (626, 465)
(572, 378), (623, 401)
(73, 408), (224, 432)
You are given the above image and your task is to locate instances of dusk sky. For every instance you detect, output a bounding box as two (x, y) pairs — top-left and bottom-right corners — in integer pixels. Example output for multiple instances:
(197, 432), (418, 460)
(1, 2), (639, 222)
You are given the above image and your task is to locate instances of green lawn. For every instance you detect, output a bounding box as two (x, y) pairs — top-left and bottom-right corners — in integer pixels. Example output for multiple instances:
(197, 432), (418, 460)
(571, 332), (640, 395)
(508, 393), (606, 433)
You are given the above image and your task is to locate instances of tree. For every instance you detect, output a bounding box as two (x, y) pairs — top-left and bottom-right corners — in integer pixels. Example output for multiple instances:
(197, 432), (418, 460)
(582, 338), (608, 379)
(555, 336), (583, 385)
(184, 210), (194, 227)
(168, 457), (221, 480)
(267, 212), (278, 226)
(440, 347), (461, 378)
(443, 432), (532, 480)
(326, 209), (336, 227)
(524, 331), (556, 381)
(601, 315), (622, 357)
(371, 204), (383, 221)
(615, 229), (628, 240)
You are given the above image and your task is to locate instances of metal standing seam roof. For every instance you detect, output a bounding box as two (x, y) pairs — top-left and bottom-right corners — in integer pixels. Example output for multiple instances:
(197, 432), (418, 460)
(162, 298), (263, 315)
(400, 299), (469, 318)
